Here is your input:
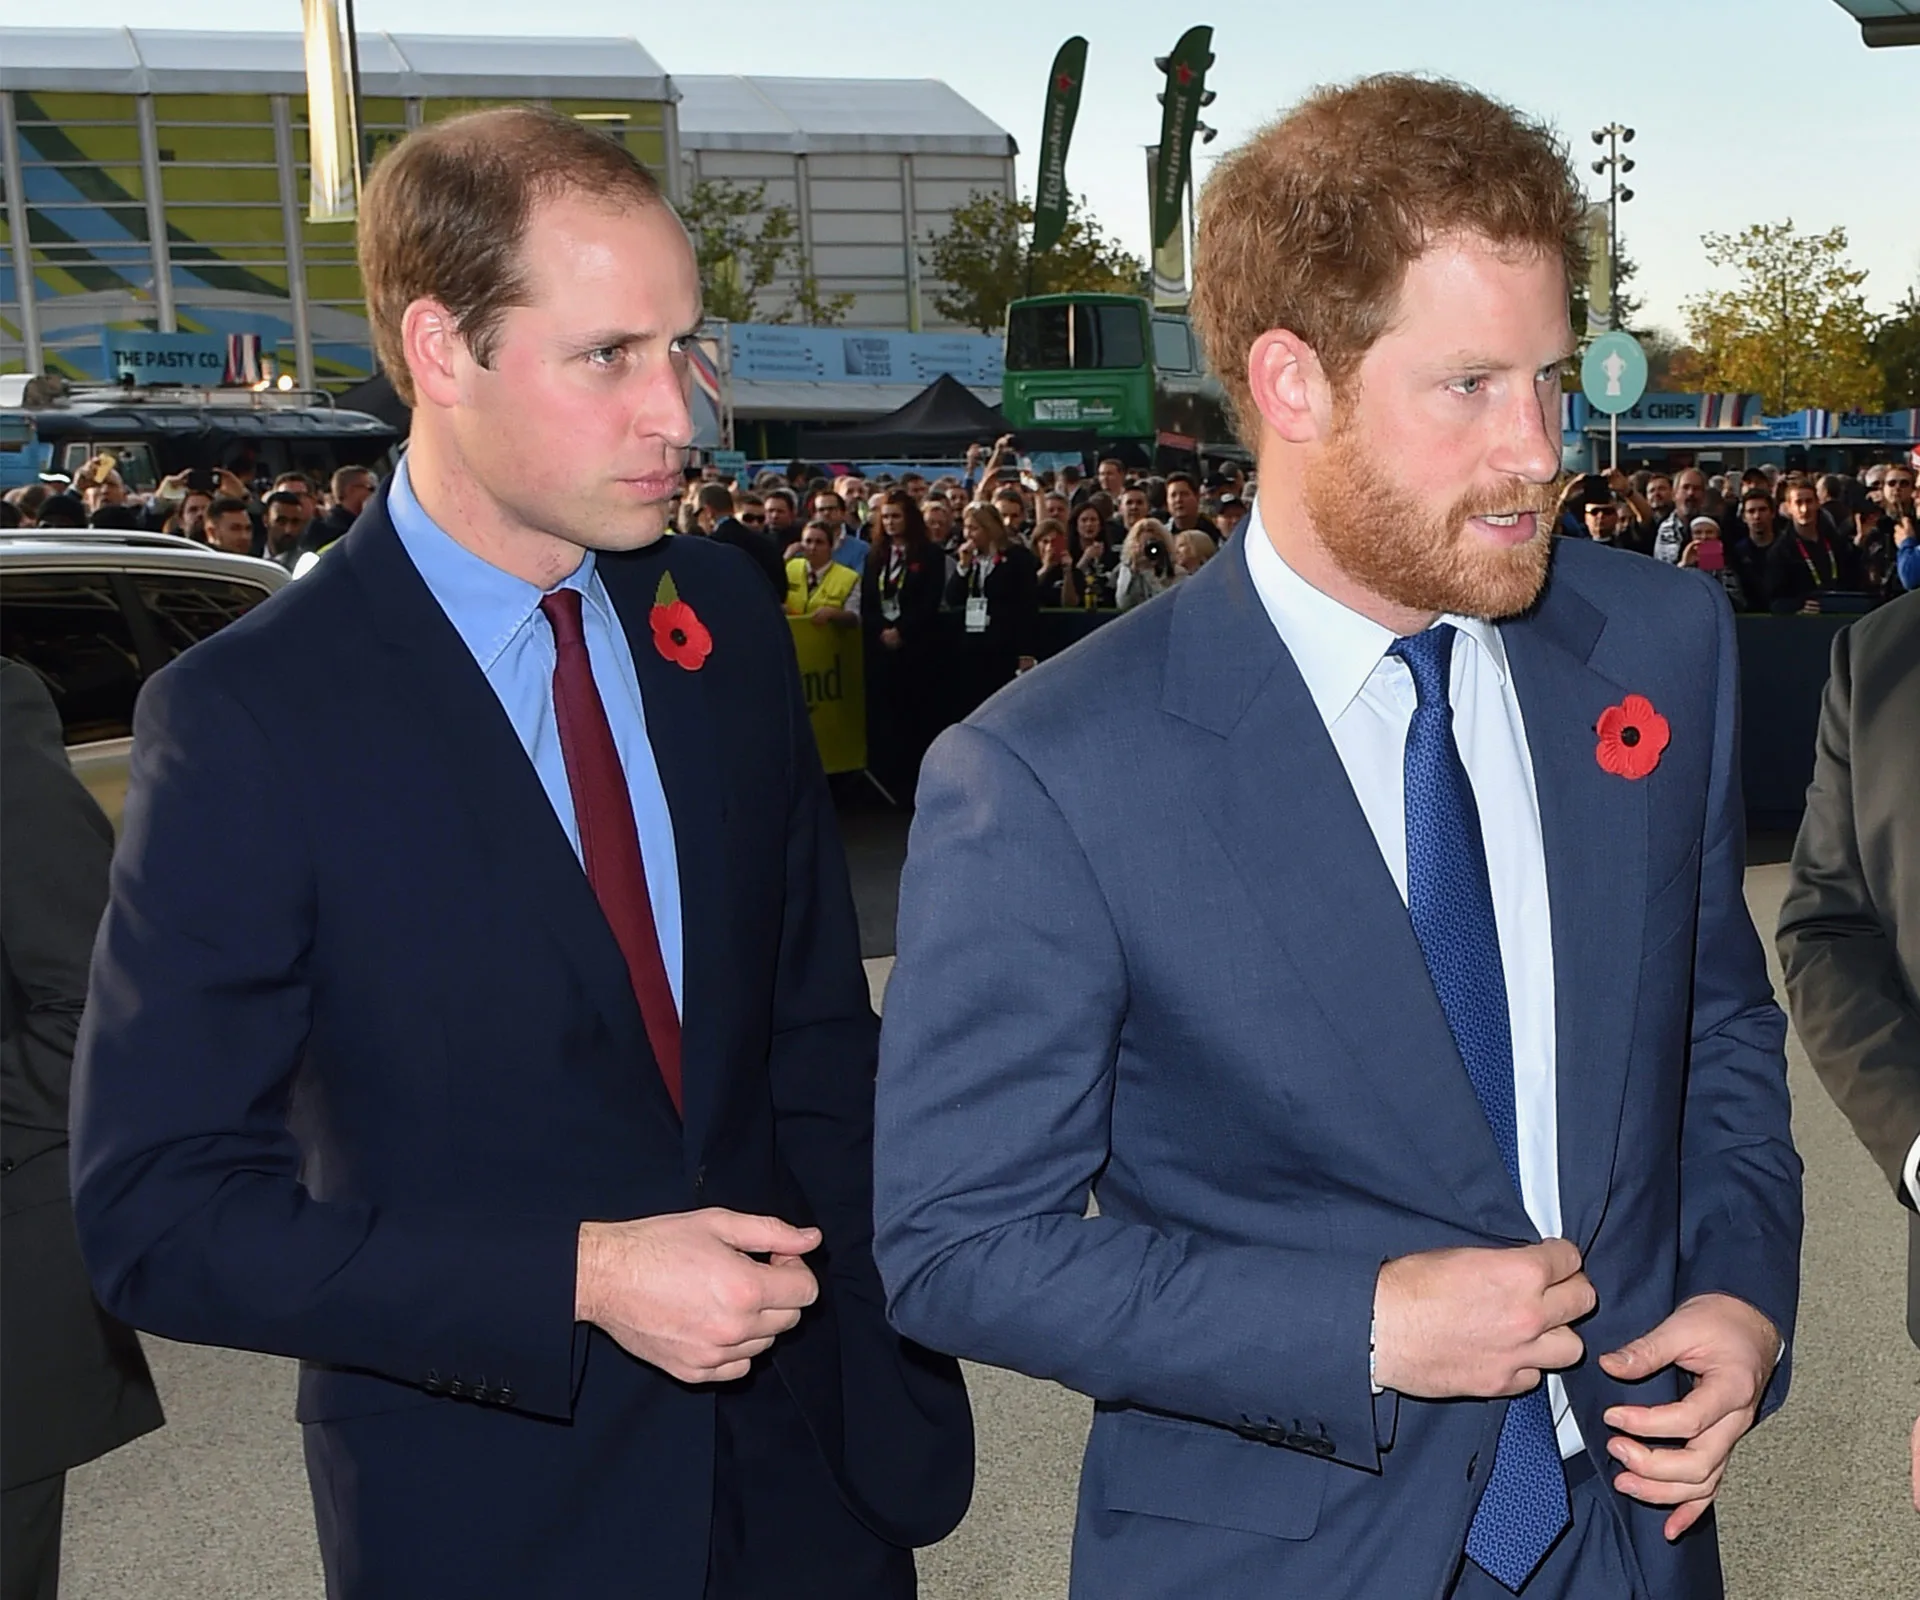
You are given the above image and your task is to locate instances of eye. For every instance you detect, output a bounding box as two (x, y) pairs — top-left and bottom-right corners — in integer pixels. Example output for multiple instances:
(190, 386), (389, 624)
(1448, 374), (1487, 396)
(586, 345), (626, 369)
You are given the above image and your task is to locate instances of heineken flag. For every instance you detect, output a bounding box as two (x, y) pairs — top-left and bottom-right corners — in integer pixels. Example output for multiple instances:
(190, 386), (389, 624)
(1145, 147), (1187, 308)
(1032, 37), (1089, 257)
(1584, 201), (1612, 337)
(302, 0), (361, 222)
(1151, 25), (1215, 252)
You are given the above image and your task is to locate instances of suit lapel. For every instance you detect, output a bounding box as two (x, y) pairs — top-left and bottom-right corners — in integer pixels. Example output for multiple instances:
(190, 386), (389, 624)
(1169, 546), (1531, 1241)
(338, 506), (681, 1134)
(1501, 580), (1648, 1252)
(596, 542), (729, 1160)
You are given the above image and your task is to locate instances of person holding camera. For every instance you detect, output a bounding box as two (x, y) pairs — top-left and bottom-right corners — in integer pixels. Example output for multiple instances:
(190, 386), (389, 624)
(1115, 517), (1179, 611)
(945, 501), (1037, 719)
(1033, 521), (1081, 609)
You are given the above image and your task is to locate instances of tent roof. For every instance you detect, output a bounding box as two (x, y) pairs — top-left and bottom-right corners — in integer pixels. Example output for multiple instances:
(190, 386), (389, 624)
(0, 28), (673, 100)
(675, 76), (1014, 156)
(795, 374), (1008, 454)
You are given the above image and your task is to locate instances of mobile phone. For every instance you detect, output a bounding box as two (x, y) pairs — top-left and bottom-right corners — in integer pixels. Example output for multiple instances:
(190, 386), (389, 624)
(1695, 537), (1725, 572)
(186, 466), (220, 495)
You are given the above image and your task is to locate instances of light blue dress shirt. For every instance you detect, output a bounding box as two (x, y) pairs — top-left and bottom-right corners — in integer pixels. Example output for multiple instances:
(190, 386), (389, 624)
(388, 457), (683, 1015)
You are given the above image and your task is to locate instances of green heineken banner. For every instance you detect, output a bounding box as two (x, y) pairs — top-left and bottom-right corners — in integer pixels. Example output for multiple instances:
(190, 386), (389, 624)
(1032, 37), (1089, 257)
(1150, 24), (1215, 252)
(1144, 146), (1187, 307)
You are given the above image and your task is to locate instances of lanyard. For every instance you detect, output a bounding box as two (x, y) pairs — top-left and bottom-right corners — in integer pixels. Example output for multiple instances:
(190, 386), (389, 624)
(970, 552), (999, 596)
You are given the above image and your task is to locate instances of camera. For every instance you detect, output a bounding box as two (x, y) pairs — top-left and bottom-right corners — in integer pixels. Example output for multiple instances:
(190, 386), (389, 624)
(1143, 535), (1173, 578)
(185, 466), (220, 495)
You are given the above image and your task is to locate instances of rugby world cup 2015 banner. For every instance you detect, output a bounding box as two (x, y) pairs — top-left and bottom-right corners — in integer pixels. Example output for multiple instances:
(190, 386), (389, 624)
(788, 619), (867, 775)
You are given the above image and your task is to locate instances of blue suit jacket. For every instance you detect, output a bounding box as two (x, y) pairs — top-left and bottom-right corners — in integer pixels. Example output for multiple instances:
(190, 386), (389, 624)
(874, 534), (1800, 1600)
(70, 495), (971, 1597)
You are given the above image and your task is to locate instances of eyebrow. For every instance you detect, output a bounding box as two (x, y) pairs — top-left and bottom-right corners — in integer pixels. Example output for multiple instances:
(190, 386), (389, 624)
(1432, 347), (1578, 373)
(571, 320), (704, 350)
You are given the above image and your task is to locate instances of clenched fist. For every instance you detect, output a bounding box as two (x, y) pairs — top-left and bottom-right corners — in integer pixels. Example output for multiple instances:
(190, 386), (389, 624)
(1372, 1237), (1596, 1398)
(575, 1209), (822, 1384)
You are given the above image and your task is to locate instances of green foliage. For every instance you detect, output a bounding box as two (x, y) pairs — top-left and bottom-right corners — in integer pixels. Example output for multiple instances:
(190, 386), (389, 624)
(1870, 287), (1920, 410)
(1682, 221), (1884, 413)
(922, 189), (1145, 334)
(676, 179), (853, 326)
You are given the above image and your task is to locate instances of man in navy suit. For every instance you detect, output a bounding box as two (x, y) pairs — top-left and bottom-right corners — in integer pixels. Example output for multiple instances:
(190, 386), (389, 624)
(70, 106), (969, 1598)
(874, 76), (1798, 1599)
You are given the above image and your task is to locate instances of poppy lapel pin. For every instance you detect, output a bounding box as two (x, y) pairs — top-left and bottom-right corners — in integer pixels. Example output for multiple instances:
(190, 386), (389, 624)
(1595, 693), (1668, 780)
(650, 572), (712, 671)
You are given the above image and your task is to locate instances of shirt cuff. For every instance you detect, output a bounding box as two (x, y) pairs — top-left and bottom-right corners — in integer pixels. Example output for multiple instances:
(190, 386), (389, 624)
(1903, 1130), (1920, 1208)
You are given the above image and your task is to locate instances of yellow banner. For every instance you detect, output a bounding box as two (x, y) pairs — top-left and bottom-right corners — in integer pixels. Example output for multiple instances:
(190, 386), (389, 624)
(788, 619), (867, 775)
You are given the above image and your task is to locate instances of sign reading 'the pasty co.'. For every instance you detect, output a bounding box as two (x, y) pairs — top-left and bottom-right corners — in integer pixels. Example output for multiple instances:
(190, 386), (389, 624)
(104, 332), (230, 385)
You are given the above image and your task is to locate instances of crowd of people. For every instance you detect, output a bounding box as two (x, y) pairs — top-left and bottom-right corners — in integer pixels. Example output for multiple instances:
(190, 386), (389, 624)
(1557, 459), (1920, 613)
(0, 457), (377, 575)
(671, 437), (1250, 796)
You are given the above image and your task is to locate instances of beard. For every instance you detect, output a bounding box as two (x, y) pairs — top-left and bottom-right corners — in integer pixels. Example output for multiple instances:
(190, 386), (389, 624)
(1302, 407), (1562, 622)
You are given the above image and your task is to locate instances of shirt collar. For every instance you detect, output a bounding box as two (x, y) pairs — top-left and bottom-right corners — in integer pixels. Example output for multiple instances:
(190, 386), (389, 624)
(388, 453), (605, 672)
(1240, 497), (1508, 725)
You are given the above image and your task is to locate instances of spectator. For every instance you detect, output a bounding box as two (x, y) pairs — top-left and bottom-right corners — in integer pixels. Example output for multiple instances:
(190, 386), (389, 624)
(1095, 457), (1128, 499)
(262, 491), (311, 570)
(784, 519), (860, 626)
(1039, 491), (1071, 531)
(71, 455), (128, 516)
(1115, 517), (1178, 611)
(1117, 485), (1151, 538)
(1212, 492), (1249, 541)
(1163, 472), (1219, 539)
(1769, 480), (1865, 613)
(1172, 529), (1218, 576)
(168, 488), (213, 543)
(1581, 493), (1626, 547)
(990, 485), (1030, 543)
(700, 482), (785, 604)
(204, 495), (255, 556)
(1071, 503), (1117, 605)
(811, 489), (867, 575)
(1678, 514), (1747, 610)
(923, 496), (959, 559)
(316, 465), (377, 546)
(764, 488), (799, 542)
(900, 471), (928, 505)
(946, 501), (1039, 718)
(863, 490), (947, 802)
(1033, 520), (1081, 609)
(34, 495), (87, 530)
(1879, 464), (1917, 593)
(271, 472), (320, 532)
(1731, 489), (1782, 611)
(1650, 467), (1707, 564)
(4, 484), (50, 527)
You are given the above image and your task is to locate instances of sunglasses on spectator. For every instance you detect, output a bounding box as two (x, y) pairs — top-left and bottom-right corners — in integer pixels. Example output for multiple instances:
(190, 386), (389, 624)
(741, 512), (766, 524)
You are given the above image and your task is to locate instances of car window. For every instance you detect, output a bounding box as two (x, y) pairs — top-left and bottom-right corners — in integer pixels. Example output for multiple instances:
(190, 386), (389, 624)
(0, 570), (144, 743)
(130, 572), (273, 659)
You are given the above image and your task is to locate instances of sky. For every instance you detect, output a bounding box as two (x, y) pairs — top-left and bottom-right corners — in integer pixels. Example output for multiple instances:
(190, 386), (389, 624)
(56, 0), (1920, 339)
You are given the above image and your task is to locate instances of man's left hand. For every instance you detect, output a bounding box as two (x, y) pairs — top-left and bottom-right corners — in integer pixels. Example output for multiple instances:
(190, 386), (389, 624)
(1598, 1293), (1779, 1540)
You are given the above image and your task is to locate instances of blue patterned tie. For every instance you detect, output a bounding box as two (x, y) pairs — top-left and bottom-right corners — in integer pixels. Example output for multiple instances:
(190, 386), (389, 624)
(1391, 626), (1570, 1593)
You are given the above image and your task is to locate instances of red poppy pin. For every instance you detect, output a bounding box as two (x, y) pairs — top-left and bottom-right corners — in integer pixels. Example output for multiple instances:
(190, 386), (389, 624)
(1594, 693), (1669, 781)
(650, 572), (712, 671)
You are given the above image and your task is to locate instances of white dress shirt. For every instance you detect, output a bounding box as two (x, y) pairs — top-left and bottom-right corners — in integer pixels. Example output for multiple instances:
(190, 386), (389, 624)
(1905, 1137), (1920, 1208)
(1242, 503), (1585, 1458)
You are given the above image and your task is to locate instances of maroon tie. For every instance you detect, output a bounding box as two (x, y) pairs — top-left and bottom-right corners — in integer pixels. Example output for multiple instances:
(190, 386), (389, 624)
(539, 588), (683, 1115)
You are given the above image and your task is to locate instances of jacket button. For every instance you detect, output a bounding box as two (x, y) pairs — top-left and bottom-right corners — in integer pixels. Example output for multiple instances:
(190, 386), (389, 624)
(692, 1166), (706, 1194)
(0, 1158), (15, 1174)
(497, 1387), (514, 1407)
(1466, 1452), (1479, 1482)
(447, 1377), (466, 1398)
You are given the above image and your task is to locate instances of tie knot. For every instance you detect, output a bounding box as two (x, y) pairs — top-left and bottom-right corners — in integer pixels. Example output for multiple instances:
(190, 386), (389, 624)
(1388, 624), (1456, 708)
(540, 586), (586, 649)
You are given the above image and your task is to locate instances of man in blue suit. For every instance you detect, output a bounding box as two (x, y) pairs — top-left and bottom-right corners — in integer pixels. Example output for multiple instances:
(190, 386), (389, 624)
(70, 106), (969, 1598)
(874, 76), (1798, 1599)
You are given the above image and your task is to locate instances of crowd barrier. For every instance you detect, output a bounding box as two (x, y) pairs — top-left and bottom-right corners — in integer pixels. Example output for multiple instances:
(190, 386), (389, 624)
(806, 607), (1847, 829)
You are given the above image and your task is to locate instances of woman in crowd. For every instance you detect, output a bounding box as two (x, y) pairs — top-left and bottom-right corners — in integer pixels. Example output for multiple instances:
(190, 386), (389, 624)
(862, 489), (947, 802)
(1072, 502), (1117, 606)
(1033, 520), (1081, 609)
(945, 500), (1038, 720)
(1114, 517), (1179, 612)
(1173, 529), (1218, 577)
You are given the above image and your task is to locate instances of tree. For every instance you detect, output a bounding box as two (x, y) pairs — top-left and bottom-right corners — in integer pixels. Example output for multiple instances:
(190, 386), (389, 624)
(1682, 221), (1884, 414)
(922, 190), (1145, 335)
(676, 178), (853, 326)
(1636, 326), (1709, 393)
(1870, 286), (1920, 409)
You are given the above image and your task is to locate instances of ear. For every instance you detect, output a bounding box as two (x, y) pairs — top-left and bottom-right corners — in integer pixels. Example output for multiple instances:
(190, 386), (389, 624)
(1246, 329), (1334, 446)
(401, 298), (465, 411)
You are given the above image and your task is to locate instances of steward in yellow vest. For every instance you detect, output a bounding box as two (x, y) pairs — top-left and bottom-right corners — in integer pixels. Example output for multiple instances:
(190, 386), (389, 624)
(785, 548), (860, 620)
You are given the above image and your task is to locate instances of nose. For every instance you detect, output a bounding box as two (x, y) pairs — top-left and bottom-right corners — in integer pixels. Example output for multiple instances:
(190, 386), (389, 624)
(638, 349), (697, 452)
(1488, 381), (1561, 486)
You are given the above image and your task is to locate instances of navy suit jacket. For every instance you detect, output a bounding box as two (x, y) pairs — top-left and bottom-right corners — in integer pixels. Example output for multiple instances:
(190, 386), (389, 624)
(71, 493), (971, 1597)
(874, 534), (1800, 1600)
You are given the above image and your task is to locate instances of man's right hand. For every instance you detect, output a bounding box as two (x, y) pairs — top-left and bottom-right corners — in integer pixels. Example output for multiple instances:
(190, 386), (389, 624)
(575, 1210), (821, 1384)
(1372, 1238), (1596, 1398)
